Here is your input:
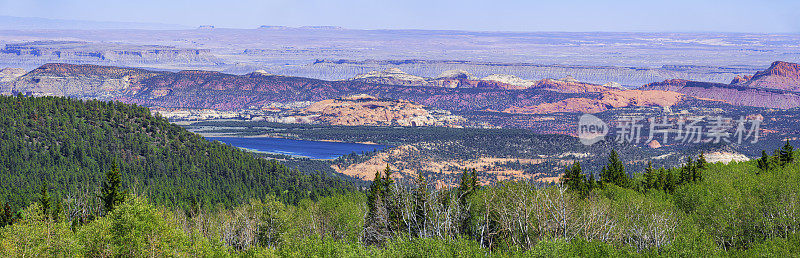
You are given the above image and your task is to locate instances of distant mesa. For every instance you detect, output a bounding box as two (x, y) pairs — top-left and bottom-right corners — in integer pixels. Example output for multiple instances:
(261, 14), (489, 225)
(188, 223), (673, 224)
(0, 41), (218, 67)
(349, 68), (621, 92)
(533, 77), (615, 93)
(482, 74), (536, 89)
(258, 25), (291, 30)
(350, 68), (531, 90)
(256, 25), (345, 30)
(349, 68), (522, 89)
(350, 68), (428, 86)
(435, 70), (475, 80)
(299, 26), (344, 30)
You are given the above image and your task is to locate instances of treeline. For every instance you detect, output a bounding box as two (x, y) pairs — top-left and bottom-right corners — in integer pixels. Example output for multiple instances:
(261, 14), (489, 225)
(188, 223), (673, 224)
(1, 142), (799, 256)
(0, 95), (352, 212)
(561, 149), (708, 197)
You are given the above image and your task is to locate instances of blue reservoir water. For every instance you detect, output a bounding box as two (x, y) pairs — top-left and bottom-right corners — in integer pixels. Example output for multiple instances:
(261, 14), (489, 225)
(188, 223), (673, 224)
(207, 137), (392, 159)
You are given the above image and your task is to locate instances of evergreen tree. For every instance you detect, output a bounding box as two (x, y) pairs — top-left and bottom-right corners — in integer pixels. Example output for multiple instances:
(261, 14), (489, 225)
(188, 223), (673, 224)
(101, 161), (125, 215)
(561, 162), (583, 192)
(379, 165), (403, 233)
(365, 166), (393, 245)
(52, 196), (63, 222)
(644, 161), (655, 190)
(457, 168), (479, 236)
(367, 170), (384, 216)
(563, 162), (590, 196)
(39, 183), (51, 220)
(665, 170), (676, 193)
(367, 165), (396, 226)
(382, 165), (395, 190)
(692, 164), (702, 182)
(656, 168), (667, 191)
(469, 169), (479, 192)
(600, 150), (628, 187)
(458, 168), (471, 198)
(697, 152), (708, 170)
(780, 140), (794, 166)
(680, 157), (694, 184)
(757, 150), (771, 173)
(457, 168), (479, 206)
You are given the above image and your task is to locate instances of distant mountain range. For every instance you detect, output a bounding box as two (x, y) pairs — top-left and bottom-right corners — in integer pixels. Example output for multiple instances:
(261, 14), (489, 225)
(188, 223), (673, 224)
(4, 63), (682, 113)
(5, 61), (800, 121)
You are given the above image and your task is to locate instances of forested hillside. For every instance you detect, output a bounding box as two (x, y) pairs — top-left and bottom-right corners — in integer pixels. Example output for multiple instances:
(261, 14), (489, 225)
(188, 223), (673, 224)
(0, 95), (352, 211)
(1, 124), (798, 256)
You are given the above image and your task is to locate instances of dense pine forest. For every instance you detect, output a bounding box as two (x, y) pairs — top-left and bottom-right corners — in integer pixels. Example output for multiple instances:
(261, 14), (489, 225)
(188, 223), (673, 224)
(1, 96), (800, 256)
(0, 95), (352, 211)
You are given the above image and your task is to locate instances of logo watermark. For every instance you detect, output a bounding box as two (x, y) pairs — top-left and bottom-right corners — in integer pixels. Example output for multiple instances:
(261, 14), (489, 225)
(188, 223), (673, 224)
(577, 114), (762, 146)
(578, 114), (608, 145)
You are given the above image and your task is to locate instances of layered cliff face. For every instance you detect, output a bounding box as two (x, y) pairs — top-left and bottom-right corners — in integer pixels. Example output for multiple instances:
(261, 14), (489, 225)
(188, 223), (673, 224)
(0, 68), (26, 95)
(349, 68), (428, 86)
(532, 76), (615, 93)
(11, 63), (165, 100)
(481, 74), (535, 89)
(349, 68), (619, 92)
(349, 68), (522, 89)
(303, 94), (467, 127)
(0, 41), (221, 71)
(642, 79), (800, 109)
(730, 61), (800, 92)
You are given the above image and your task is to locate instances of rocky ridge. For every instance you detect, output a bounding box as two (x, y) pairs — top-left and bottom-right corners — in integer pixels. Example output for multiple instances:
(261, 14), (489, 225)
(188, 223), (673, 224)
(641, 79), (800, 109)
(350, 68), (617, 92)
(303, 94), (467, 127)
(730, 61), (800, 92)
(9, 62), (797, 120)
(504, 90), (684, 114)
(640, 61), (800, 109)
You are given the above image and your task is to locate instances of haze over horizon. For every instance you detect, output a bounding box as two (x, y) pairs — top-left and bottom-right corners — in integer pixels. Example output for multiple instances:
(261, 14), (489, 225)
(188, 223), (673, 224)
(1, 0), (799, 33)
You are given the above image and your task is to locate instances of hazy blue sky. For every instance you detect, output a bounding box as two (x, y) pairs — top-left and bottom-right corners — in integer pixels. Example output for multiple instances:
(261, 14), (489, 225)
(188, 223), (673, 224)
(1, 0), (799, 32)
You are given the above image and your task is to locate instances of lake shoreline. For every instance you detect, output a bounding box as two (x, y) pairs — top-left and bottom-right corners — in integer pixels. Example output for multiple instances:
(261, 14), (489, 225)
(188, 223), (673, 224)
(206, 136), (392, 160)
